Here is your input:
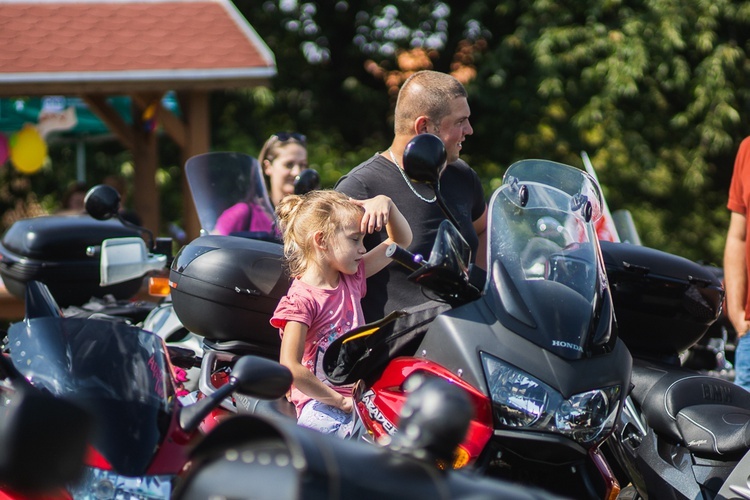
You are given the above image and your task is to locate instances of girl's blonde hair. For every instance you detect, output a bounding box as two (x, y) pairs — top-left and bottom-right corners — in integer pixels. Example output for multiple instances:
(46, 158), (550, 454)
(276, 190), (363, 277)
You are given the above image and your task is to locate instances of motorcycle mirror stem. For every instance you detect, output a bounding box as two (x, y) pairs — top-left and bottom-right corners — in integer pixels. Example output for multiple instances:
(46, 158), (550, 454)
(179, 356), (292, 434)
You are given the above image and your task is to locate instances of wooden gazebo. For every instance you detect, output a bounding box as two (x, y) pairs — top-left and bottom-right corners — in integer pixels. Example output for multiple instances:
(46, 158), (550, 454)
(0, 0), (276, 240)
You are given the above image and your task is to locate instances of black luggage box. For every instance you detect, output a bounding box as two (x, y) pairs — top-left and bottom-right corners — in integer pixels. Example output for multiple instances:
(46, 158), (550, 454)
(0, 215), (142, 307)
(169, 235), (290, 352)
(599, 241), (724, 357)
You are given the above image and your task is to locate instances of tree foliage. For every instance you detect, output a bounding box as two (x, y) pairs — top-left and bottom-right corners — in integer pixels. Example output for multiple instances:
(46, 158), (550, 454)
(5, 0), (750, 266)
(226, 0), (750, 264)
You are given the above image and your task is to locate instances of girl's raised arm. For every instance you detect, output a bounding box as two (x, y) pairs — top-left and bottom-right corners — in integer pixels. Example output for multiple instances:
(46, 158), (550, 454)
(352, 195), (412, 278)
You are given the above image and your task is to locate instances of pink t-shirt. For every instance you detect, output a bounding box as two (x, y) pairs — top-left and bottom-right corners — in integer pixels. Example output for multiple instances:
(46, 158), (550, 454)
(270, 261), (366, 416)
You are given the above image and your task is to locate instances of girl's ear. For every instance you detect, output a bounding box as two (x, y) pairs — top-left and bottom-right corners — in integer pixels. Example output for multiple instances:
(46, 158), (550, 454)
(312, 231), (326, 250)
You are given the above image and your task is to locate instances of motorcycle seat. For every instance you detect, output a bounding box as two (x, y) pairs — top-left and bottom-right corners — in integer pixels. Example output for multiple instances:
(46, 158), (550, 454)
(675, 404), (750, 457)
(632, 360), (750, 458)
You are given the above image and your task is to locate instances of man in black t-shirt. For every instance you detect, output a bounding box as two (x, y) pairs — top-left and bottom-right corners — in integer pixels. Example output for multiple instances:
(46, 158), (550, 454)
(335, 70), (487, 322)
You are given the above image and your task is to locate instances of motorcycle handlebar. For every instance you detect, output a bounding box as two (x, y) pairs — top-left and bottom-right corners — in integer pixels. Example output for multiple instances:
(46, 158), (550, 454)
(386, 244), (424, 273)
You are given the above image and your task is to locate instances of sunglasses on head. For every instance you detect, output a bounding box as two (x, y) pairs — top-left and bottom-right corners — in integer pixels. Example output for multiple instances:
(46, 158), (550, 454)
(273, 132), (306, 144)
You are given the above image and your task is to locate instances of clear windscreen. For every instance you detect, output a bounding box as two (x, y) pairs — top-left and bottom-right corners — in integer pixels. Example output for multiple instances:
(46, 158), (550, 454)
(485, 159), (607, 359)
(185, 152), (275, 236)
(8, 317), (173, 476)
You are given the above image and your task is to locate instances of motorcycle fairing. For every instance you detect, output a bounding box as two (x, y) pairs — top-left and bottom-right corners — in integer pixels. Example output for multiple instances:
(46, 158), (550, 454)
(7, 317), (174, 477)
(416, 298), (632, 401)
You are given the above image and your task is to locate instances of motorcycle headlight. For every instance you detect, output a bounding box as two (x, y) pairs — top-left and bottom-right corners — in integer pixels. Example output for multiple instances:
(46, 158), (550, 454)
(480, 352), (621, 446)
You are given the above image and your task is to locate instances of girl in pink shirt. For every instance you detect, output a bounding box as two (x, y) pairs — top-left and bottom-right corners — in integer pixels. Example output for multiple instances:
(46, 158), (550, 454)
(271, 190), (412, 436)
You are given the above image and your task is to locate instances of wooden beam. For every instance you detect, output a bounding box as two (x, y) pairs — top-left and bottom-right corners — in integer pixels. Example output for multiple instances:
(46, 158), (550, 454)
(81, 94), (135, 150)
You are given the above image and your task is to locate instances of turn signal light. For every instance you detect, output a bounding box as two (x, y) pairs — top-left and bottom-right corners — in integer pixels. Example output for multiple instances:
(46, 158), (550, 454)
(148, 277), (171, 297)
(452, 446), (471, 469)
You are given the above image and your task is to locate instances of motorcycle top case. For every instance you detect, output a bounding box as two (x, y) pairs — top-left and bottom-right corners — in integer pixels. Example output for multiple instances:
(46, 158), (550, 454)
(599, 240), (724, 357)
(169, 235), (290, 349)
(0, 215), (141, 307)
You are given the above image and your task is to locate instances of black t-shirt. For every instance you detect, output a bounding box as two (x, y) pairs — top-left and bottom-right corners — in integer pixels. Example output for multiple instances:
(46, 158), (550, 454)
(335, 153), (486, 322)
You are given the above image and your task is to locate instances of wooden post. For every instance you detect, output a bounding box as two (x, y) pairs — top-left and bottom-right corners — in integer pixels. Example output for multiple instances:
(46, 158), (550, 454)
(131, 100), (160, 238)
(179, 90), (210, 242)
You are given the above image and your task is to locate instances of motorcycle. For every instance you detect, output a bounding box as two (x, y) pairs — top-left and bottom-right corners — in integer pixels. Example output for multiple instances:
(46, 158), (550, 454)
(173, 374), (560, 500)
(0, 279), (292, 499)
(596, 240), (750, 500)
(321, 135), (632, 499)
(82, 154), (319, 395)
(0, 330), (556, 500)
(0, 199), (165, 323)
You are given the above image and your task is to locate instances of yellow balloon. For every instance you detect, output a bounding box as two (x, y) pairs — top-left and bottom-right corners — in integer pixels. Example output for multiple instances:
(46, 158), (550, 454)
(10, 125), (47, 174)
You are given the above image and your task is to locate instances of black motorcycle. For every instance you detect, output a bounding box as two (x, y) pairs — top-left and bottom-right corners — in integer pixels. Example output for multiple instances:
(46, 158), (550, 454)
(323, 135), (631, 499)
(598, 240), (750, 500)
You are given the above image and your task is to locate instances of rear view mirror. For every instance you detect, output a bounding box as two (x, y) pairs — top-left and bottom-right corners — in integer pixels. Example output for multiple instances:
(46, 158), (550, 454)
(0, 386), (92, 494)
(100, 237), (167, 285)
(84, 184), (122, 221)
(402, 134), (446, 184)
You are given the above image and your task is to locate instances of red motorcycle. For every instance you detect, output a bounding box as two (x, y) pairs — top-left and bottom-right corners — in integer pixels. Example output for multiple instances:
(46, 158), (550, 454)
(0, 280), (291, 499)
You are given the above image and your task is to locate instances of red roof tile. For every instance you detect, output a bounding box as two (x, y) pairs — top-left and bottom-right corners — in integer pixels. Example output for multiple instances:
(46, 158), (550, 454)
(0, 0), (276, 94)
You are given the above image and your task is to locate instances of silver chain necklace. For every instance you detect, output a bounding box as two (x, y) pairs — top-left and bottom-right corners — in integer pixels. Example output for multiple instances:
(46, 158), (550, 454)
(388, 148), (437, 203)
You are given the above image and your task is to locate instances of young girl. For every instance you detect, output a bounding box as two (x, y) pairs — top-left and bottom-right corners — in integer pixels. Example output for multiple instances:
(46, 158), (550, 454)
(271, 190), (412, 436)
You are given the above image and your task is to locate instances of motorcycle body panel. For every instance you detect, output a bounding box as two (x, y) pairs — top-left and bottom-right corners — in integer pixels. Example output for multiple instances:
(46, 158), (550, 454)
(173, 413), (559, 500)
(0, 215), (141, 306)
(5, 316), (188, 478)
(600, 240), (724, 360)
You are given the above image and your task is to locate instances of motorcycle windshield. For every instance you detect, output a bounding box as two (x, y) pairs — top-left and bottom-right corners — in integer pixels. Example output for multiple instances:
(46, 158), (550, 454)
(185, 152), (275, 235)
(7, 317), (174, 477)
(485, 159), (610, 360)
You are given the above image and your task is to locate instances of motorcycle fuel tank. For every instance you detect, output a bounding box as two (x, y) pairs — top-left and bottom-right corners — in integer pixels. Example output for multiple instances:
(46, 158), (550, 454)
(169, 235), (289, 352)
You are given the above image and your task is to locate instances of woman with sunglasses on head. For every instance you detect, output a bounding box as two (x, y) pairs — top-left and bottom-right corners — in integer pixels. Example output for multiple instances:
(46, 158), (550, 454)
(214, 132), (309, 237)
(259, 132), (309, 207)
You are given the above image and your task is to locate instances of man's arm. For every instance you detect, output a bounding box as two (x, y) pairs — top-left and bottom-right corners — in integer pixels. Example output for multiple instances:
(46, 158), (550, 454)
(724, 211), (749, 337)
(473, 206), (488, 270)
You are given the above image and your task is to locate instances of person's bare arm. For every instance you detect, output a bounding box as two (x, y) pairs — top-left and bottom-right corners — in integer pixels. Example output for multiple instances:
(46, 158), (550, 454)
(725, 211), (750, 337)
(279, 321), (352, 412)
(473, 205), (488, 270)
(353, 196), (413, 278)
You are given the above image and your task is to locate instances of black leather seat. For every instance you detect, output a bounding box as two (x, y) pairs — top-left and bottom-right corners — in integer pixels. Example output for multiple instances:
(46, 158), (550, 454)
(632, 359), (750, 458)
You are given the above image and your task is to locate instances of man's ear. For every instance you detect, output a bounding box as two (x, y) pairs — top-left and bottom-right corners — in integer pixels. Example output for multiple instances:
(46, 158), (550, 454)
(414, 116), (430, 135)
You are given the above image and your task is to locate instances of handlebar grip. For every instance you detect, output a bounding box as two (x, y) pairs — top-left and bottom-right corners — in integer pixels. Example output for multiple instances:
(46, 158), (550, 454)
(386, 244), (423, 272)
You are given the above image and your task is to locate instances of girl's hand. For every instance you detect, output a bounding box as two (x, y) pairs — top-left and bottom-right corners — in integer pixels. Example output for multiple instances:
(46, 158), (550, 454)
(351, 195), (392, 234)
(339, 396), (354, 413)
